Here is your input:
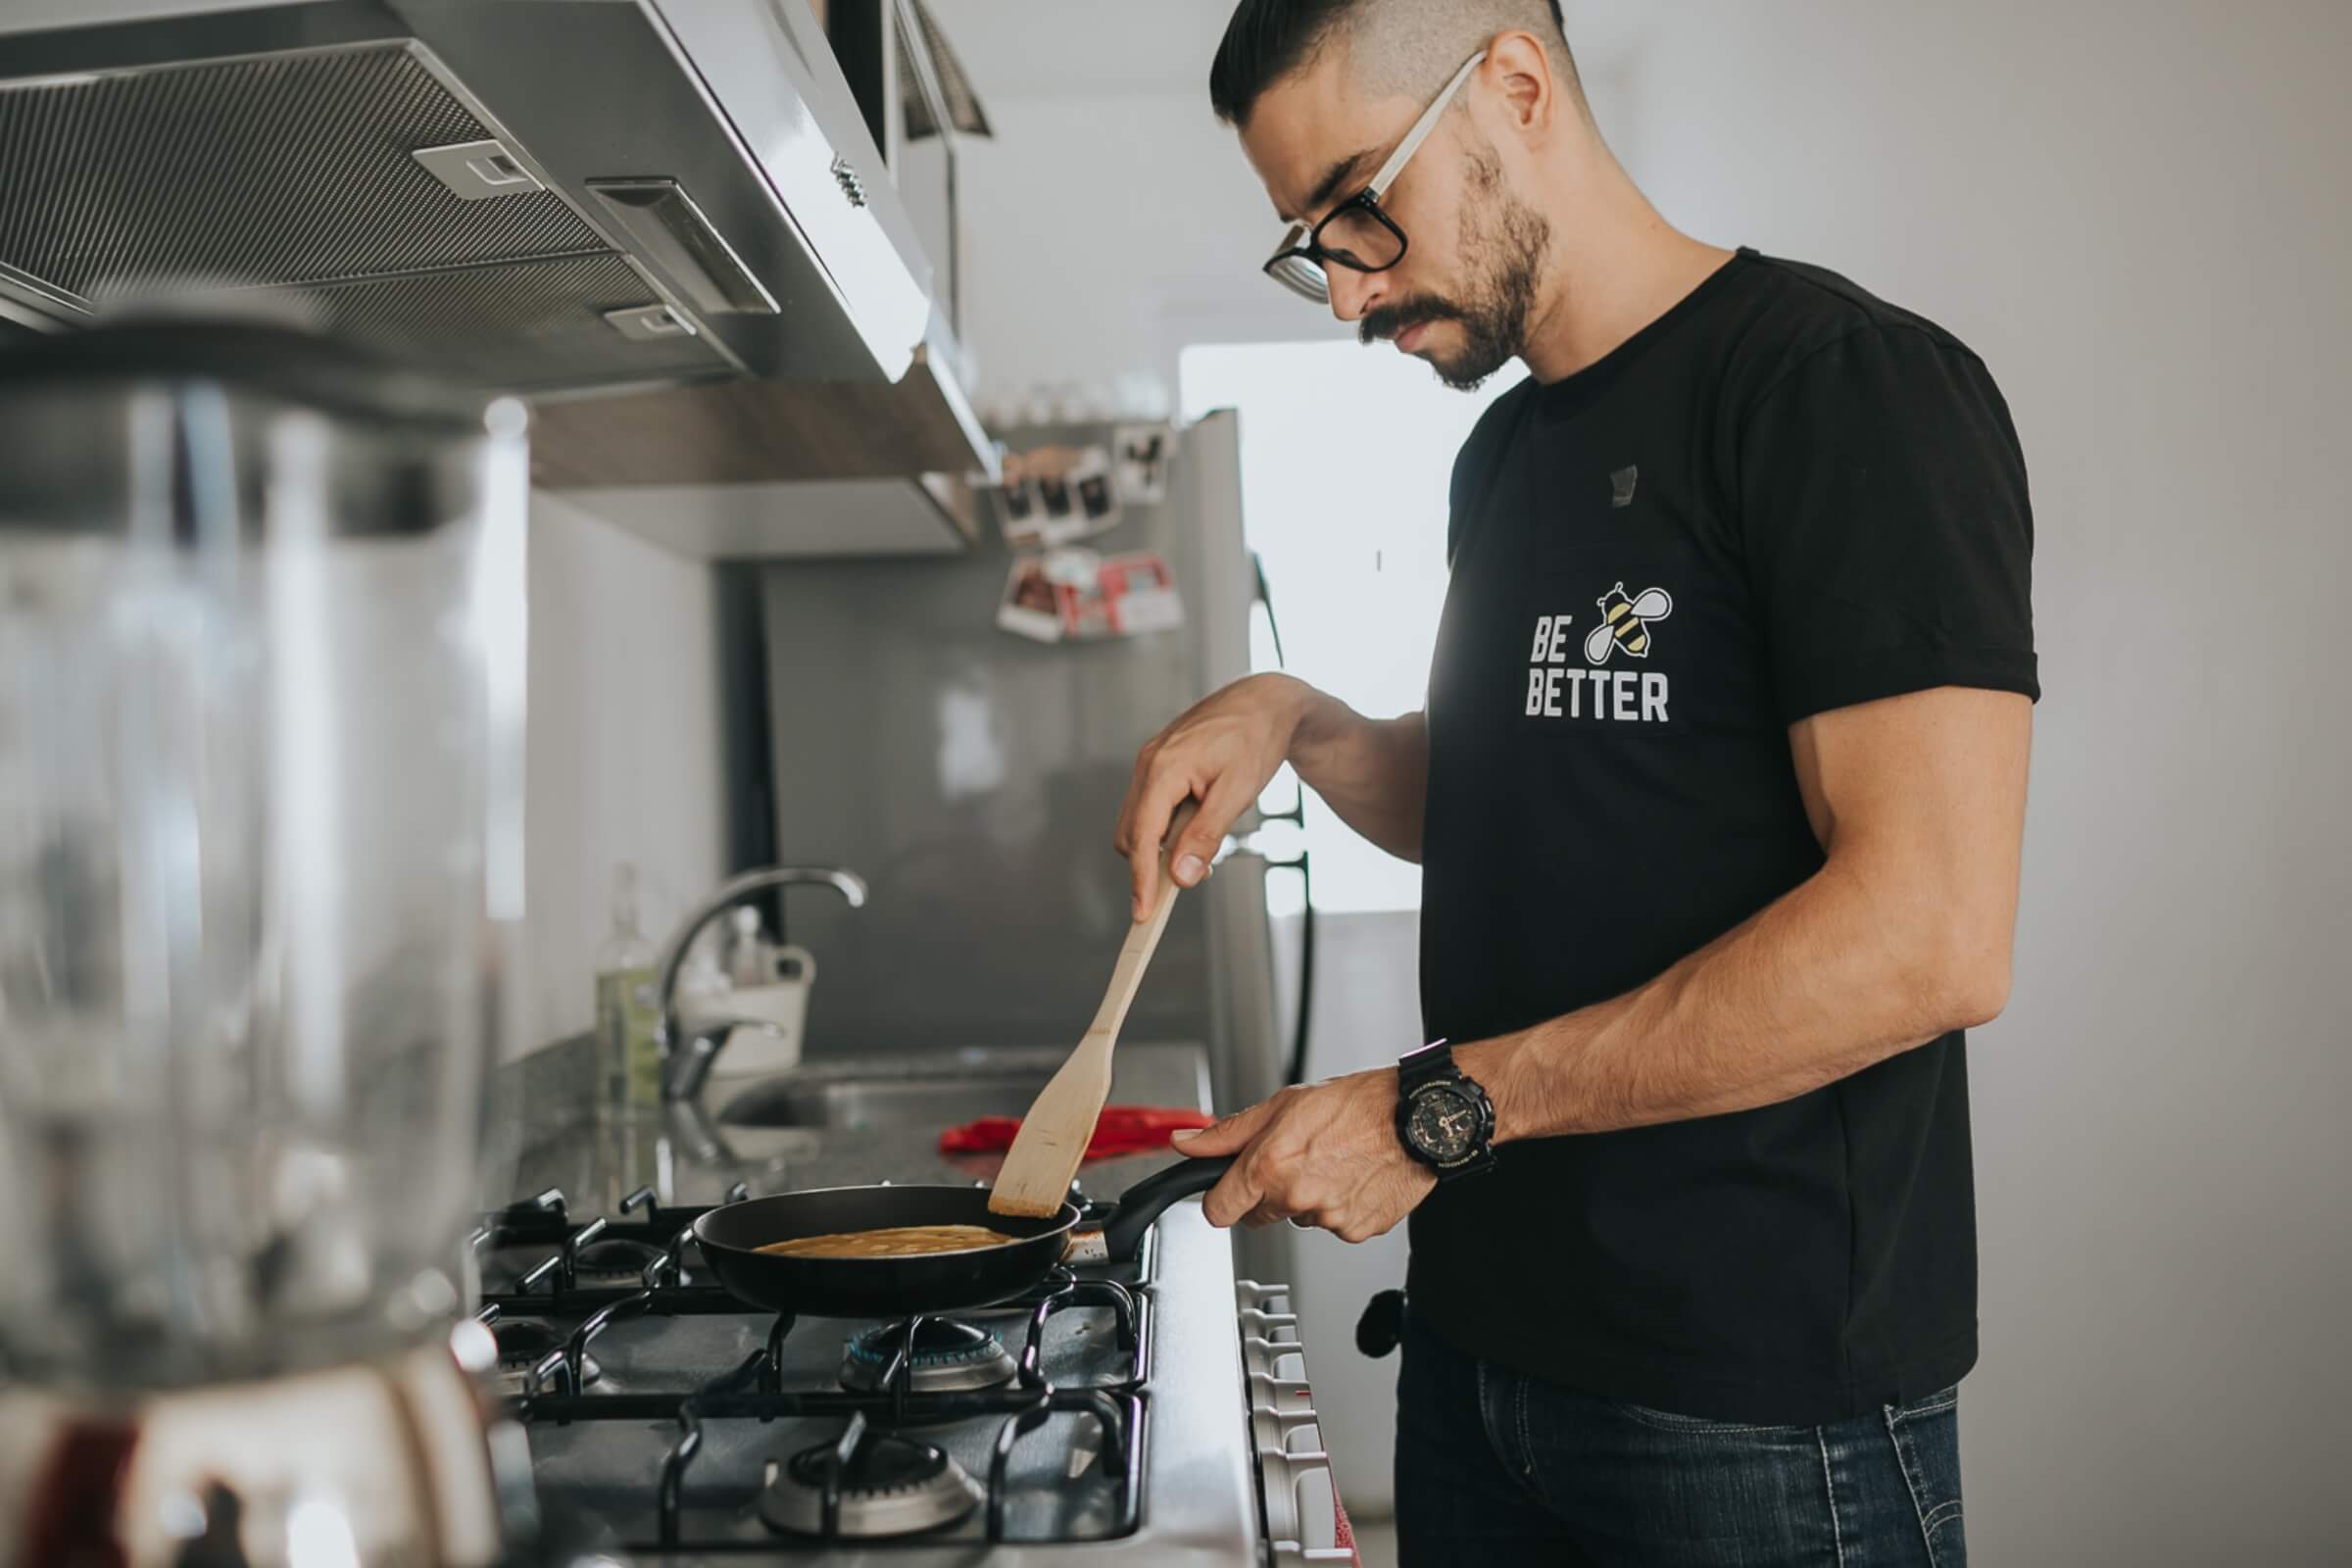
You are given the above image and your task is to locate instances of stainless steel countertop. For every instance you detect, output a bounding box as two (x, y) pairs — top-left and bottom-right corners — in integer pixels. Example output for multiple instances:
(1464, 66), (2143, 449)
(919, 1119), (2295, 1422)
(487, 1041), (1263, 1566)
(497, 1042), (1218, 1213)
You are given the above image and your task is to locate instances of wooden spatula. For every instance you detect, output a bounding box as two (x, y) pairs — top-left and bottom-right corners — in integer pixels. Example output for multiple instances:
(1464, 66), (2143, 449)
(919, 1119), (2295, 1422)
(990, 800), (1201, 1218)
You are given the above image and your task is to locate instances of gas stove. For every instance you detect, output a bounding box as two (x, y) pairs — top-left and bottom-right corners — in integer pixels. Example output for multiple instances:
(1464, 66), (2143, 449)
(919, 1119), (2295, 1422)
(469, 1177), (1339, 1564)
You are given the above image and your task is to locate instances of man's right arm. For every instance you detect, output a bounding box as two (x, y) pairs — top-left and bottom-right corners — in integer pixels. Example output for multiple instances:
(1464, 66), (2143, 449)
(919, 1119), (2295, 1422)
(1289, 687), (1428, 863)
(1115, 673), (1429, 919)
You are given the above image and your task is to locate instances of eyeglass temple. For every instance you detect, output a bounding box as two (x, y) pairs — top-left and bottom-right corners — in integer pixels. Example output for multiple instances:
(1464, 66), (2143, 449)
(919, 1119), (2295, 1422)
(1365, 49), (1489, 201)
(1260, 46), (1485, 301)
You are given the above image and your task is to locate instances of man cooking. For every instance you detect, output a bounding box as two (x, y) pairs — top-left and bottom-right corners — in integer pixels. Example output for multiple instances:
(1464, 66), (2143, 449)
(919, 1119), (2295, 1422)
(1114, 1), (2034, 1561)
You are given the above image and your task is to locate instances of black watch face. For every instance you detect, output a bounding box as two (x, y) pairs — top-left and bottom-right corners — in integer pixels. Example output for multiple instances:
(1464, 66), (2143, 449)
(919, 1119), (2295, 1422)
(1407, 1085), (1482, 1163)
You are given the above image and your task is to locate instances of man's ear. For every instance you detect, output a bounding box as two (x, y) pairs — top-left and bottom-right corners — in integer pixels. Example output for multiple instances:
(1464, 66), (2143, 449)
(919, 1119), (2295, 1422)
(1483, 29), (1559, 142)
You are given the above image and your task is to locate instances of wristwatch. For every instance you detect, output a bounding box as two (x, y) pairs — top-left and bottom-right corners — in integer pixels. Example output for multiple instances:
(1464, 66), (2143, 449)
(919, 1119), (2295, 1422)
(1395, 1040), (1496, 1178)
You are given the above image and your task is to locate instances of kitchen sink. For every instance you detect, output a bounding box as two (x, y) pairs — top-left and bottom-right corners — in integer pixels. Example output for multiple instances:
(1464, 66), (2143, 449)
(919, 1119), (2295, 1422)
(715, 1074), (1051, 1131)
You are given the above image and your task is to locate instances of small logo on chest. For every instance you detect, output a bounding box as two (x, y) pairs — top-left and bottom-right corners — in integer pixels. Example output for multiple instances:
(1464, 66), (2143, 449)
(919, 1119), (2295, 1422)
(1523, 583), (1674, 725)
(1585, 582), (1674, 663)
(1609, 466), (1640, 508)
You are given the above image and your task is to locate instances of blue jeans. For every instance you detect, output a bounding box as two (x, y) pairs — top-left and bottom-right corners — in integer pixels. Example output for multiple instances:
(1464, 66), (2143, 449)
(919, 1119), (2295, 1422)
(1395, 1307), (1966, 1566)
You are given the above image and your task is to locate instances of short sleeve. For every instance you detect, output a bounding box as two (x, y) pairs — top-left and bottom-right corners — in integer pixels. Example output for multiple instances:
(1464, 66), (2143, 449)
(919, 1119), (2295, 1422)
(1737, 325), (2038, 722)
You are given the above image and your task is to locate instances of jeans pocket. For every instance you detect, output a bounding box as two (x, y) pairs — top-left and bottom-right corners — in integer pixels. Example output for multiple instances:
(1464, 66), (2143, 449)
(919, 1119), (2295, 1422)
(1884, 1388), (1966, 1564)
(1889, 1385), (1960, 1423)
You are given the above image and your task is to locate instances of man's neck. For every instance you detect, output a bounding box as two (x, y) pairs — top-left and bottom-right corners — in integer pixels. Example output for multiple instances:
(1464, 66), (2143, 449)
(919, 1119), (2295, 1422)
(1518, 158), (1735, 384)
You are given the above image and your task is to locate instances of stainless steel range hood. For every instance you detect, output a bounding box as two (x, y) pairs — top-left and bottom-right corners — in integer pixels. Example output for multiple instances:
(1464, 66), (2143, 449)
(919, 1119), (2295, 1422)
(0, 0), (939, 392)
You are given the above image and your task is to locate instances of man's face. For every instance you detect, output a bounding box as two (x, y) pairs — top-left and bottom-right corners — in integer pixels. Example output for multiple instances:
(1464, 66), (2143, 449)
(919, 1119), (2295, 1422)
(1240, 52), (1549, 390)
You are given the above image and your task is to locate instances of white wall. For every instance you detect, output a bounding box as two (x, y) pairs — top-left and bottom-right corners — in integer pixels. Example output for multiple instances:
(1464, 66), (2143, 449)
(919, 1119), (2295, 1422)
(938, 1), (1642, 416)
(951, 2), (2352, 1557)
(1585, 5), (2352, 1558)
(511, 493), (727, 1058)
(953, 87), (1349, 419)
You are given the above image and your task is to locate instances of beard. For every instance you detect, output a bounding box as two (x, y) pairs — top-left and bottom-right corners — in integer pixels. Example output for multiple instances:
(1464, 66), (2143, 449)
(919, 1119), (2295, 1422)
(1358, 146), (1550, 391)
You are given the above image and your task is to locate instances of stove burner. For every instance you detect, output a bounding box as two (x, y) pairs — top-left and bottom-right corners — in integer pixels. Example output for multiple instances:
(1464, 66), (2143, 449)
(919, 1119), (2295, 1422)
(569, 1238), (666, 1284)
(492, 1319), (598, 1389)
(841, 1319), (1016, 1395)
(760, 1430), (983, 1539)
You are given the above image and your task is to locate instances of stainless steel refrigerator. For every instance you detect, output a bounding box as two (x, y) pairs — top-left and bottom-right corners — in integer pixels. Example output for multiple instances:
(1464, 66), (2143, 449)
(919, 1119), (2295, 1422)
(744, 411), (1294, 1115)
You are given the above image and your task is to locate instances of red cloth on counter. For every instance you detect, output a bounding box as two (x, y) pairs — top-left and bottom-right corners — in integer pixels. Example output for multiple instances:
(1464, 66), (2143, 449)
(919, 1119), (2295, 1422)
(937, 1105), (1215, 1160)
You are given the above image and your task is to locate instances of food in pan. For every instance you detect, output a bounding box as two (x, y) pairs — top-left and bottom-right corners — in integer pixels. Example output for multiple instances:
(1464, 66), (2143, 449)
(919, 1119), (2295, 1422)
(753, 1223), (1020, 1259)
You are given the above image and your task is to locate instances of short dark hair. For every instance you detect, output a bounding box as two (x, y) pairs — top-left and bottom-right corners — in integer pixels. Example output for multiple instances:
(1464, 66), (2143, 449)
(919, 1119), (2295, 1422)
(1209, 0), (1573, 127)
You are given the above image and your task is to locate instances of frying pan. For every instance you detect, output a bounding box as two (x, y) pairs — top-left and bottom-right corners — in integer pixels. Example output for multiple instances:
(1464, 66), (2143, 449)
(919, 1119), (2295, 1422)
(692, 1154), (1236, 1317)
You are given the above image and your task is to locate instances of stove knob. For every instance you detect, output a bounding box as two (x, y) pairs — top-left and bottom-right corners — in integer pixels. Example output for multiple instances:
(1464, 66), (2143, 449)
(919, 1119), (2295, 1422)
(1250, 1404), (1321, 1455)
(1258, 1445), (1340, 1554)
(1298, 1459), (1339, 1553)
(1246, 1369), (1315, 1415)
(1240, 1304), (1300, 1345)
(1236, 1279), (1296, 1315)
(1258, 1443), (1299, 1540)
(1241, 1334), (1307, 1383)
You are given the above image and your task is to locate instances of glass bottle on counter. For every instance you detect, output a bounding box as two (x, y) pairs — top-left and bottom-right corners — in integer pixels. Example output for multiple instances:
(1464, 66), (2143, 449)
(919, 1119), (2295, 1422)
(594, 862), (662, 1113)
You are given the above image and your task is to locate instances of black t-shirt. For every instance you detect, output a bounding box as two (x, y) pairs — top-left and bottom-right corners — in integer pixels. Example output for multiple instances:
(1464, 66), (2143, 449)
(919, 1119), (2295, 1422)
(1410, 248), (2036, 1425)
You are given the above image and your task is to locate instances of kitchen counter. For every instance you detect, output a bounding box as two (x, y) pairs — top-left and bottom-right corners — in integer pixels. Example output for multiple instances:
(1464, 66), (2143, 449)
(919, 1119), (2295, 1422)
(496, 1041), (1217, 1213)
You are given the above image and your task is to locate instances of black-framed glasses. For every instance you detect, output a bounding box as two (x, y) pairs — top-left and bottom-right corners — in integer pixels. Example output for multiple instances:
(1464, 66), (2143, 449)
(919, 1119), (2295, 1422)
(1263, 49), (1488, 305)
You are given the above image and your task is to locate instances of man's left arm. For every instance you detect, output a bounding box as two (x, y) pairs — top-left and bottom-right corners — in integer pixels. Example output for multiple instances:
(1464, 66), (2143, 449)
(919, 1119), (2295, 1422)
(1177, 686), (2031, 1237)
(1462, 681), (2030, 1140)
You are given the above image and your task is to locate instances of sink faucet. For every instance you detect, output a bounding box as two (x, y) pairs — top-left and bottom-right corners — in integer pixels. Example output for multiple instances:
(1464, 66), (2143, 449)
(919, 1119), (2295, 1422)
(656, 865), (867, 1100)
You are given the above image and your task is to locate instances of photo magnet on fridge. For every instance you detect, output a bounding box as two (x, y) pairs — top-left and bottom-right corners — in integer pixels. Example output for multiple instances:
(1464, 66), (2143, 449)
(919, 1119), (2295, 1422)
(1114, 423), (1176, 505)
(1068, 445), (1123, 534)
(1100, 551), (1185, 637)
(1035, 471), (1074, 526)
(997, 444), (1115, 546)
(996, 556), (1065, 643)
(993, 477), (1044, 549)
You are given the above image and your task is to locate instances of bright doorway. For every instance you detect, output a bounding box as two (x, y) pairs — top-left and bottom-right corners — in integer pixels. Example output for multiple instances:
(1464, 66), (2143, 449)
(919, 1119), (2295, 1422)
(1180, 339), (1525, 912)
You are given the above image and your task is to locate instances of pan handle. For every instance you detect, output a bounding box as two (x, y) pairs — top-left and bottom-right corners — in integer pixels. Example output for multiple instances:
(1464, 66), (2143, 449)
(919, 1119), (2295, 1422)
(1102, 1155), (1237, 1260)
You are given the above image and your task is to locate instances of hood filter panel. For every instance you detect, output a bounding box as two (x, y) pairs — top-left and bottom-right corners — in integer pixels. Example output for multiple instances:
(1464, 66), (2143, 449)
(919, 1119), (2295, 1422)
(238, 252), (730, 393)
(0, 42), (602, 306)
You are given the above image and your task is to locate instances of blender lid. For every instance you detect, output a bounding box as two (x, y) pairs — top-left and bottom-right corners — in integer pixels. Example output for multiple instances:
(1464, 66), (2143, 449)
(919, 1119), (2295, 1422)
(0, 317), (498, 434)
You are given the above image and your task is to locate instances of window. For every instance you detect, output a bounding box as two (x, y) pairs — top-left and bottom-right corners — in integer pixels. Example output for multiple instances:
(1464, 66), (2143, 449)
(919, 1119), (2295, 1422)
(1181, 340), (1526, 912)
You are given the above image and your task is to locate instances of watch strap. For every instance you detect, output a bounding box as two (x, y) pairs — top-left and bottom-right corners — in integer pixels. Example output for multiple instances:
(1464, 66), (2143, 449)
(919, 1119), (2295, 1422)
(1397, 1038), (1456, 1093)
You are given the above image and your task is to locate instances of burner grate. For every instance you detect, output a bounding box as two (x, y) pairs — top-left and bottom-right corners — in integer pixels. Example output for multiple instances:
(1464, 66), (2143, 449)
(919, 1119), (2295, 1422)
(468, 1184), (1152, 1550)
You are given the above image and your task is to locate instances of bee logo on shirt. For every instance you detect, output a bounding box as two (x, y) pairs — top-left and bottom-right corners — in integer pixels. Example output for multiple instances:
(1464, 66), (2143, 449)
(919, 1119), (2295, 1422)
(1584, 583), (1674, 664)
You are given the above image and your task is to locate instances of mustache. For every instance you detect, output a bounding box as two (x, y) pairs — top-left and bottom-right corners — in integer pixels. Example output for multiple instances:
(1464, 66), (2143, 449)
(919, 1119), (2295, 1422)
(1360, 296), (1464, 347)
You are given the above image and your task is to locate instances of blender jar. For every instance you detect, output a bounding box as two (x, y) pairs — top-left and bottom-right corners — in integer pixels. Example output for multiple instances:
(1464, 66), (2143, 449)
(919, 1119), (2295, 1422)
(0, 320), (527, 1390)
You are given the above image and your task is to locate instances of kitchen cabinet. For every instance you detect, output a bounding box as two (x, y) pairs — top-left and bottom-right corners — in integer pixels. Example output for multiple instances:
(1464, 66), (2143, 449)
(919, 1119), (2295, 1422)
(550, 472), (978, 561)
(824, 0), (991, 342)
(531, 308), (995, 559)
